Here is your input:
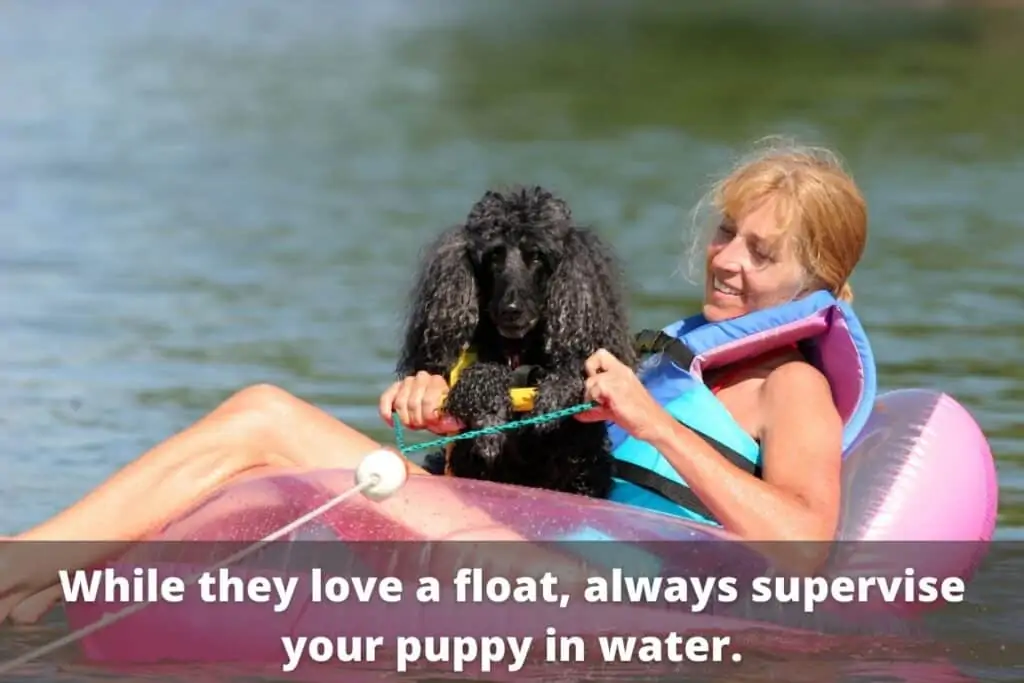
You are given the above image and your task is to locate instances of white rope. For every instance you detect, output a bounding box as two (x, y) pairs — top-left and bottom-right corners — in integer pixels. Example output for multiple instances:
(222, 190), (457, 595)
(0, 474), (380, 675)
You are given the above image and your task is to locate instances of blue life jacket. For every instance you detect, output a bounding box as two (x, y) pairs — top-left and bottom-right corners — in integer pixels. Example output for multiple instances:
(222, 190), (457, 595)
(606, 289), (877, 527)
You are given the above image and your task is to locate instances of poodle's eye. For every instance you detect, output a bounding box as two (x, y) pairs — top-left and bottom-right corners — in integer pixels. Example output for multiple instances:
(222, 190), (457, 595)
(483, 246), (506, 269)
(521, 248), (541, 266)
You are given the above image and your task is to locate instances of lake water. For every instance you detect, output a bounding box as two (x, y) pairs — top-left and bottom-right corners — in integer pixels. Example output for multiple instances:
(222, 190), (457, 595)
(1, 1), (1022, 681)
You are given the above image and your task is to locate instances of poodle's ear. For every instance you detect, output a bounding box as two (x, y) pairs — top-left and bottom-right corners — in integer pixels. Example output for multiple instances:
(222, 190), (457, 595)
(544, 227), (636, 368)
(396, 225), (479, 377)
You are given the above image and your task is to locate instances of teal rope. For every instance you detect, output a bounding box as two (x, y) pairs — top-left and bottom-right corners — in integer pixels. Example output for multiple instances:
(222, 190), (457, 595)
(392, 401), (597, 454)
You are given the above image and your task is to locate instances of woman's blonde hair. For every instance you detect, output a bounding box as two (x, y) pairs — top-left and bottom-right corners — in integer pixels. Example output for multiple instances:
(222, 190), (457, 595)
(686, 137), (867, 302)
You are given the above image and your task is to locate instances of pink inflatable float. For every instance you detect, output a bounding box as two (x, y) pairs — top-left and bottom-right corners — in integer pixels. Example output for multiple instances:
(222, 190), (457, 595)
(59, 293), (997, 668)
(59, 388), (997, 667)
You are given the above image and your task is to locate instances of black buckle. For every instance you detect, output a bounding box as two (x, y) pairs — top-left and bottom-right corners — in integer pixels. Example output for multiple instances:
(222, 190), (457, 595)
(510, 364), (541, 388)
(633, 329), (696, 369)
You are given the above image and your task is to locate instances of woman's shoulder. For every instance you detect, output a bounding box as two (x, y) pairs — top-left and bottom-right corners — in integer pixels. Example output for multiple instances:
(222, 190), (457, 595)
(759, 356), (841, 422)
(756, 355), (844, 468)
(762, 354), (830, 389)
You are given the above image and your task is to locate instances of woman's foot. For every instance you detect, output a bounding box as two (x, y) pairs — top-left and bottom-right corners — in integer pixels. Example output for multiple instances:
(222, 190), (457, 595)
(0, 537), (52, 624)
(0, 585), (63, 625)
(0, 536), (129, 625)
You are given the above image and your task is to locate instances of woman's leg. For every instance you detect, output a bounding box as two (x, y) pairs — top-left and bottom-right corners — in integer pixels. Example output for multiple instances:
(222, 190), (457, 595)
(0, 384), (429, 621)
(0, 383), (547, 625)
(19, 383), (410, 543)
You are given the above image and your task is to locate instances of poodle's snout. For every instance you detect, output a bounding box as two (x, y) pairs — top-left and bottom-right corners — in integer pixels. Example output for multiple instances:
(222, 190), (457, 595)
(497, 292), (531, 321)
(499, 288), (523, 314)
(493, 284), (538, 339)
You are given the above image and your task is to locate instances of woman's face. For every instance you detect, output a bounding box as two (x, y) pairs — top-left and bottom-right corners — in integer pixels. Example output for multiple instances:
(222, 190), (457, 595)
(703, 197), (808, 322)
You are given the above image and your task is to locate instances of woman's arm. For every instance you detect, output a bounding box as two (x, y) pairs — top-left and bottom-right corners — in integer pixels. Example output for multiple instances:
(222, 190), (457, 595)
(644, 361), (842, 543)
(577, 350), (843, 572)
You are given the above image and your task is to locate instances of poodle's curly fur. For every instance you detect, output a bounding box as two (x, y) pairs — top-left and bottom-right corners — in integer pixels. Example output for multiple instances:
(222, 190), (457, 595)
(396, 185), (636, 498)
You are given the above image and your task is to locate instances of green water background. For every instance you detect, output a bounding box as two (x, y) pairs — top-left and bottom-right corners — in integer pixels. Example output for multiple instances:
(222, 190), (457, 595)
(1, 1), (1022, 680)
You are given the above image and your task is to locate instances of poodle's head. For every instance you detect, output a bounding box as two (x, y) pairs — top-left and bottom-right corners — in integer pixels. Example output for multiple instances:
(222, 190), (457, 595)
(398, 184), (632, 376)
(464, 186), (573, 340)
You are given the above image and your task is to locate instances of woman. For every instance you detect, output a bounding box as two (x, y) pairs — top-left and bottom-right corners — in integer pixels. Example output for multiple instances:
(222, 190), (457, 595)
(0, 138), (867, 623)
(572, 140), (866, 544)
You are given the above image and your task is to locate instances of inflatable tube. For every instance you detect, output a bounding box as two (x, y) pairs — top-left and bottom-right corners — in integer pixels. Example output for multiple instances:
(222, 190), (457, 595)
(63, 388), (997, 666)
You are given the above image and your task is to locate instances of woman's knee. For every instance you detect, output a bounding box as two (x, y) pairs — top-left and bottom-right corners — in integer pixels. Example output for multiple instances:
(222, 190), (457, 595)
(211, 384), (307, 439)
(134, 384), (310, 496)
(221, 383), (302, 417)
(210, 384), (377, 468)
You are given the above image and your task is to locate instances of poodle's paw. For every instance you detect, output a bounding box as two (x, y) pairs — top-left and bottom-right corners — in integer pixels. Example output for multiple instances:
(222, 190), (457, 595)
(444, 363), (514, 425)
(525, 375), (585, 433)
(471, 418), (509, 463)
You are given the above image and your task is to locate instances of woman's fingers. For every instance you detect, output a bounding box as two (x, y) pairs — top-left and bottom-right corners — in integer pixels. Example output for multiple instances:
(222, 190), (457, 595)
(584, 373), (610, 404)
(574, 404), (611, 423)
(380, 373), (455, 432)
(428, 414), (463, 435)
(422, 381), (447, 426)
(408, 372), (432, 428)
(379, 381), (401, 426)
(413, 372), (453, 429)
(393, 379), (414, 428)
(423, 376), (462, 434)
(578, 372), (616, 424)
(585, 348), (620, 376)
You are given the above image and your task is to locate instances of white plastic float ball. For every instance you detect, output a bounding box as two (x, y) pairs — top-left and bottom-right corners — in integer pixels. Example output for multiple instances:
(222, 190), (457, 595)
(355, 448), (409, 501)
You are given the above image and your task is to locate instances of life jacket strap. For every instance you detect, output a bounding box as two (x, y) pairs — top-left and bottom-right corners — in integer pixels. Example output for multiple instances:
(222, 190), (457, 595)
(611, 460), (718, 522)
(634, 329), (696, 369)
(611, 426), (762, 526)
(510, 364), (540, 388)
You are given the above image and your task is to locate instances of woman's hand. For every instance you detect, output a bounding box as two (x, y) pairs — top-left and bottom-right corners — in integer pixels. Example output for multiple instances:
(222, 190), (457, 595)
(574, 349), (671, 443)
(379, 371), (463, 435)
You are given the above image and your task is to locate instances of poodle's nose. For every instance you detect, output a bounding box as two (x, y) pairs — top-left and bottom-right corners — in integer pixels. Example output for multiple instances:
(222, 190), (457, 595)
(500, 290), (522, 314)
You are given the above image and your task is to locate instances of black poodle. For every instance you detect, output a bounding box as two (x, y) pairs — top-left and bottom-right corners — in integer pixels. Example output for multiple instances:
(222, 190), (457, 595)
(395, 185), (636, 498)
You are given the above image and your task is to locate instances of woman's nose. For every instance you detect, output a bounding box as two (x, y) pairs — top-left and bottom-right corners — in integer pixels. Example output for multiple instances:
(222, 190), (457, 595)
(712, 243), (746, 272)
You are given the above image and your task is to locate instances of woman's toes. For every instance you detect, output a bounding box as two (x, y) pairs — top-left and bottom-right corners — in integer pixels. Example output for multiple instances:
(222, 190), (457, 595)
(0, 592), (24, 625)
(8, 585), (63, 624)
